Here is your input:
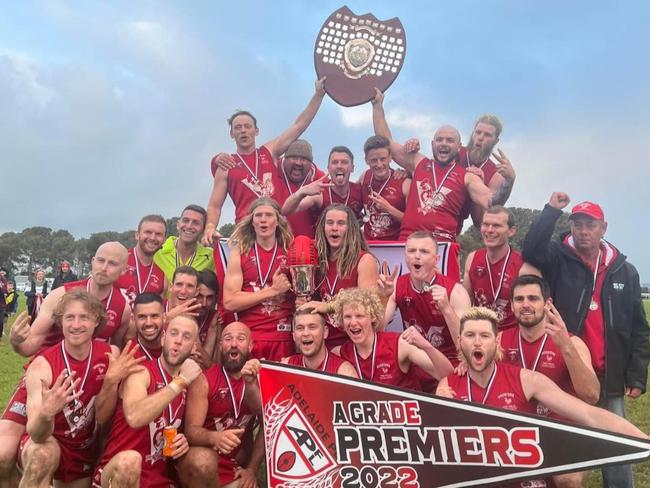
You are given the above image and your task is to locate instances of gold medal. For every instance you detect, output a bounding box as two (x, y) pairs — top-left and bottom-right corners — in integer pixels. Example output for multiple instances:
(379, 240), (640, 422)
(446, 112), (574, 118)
(589, 300), (599, 311)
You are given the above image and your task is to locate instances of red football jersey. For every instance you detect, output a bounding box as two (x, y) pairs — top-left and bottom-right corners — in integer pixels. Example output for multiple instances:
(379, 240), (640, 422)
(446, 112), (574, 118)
(315, 251), (368, 347)
(500, 328), (575, 418)
(446, 362), (535, 414)
(286, 350), (348, 374)
(39, 279), (126, 353)
(235, 243), (293, 341)
(468, 247), (523, 331)
(361, 169), (406, 241)
(22, 340), (111, 481)
(116, 247), (165, 303)
(95, 358), (186, 488)
(202, 364), (256, 487)
(395, 273), (459, 365)
(399, 158), (468, 242)
(226, 146), (277, 221)
(316, 179), (364, 220)
(339, 332), (419, 391)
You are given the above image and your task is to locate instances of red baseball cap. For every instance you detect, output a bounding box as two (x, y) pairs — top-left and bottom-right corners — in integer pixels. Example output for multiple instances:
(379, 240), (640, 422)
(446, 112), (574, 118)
(570, 201), (605, 221)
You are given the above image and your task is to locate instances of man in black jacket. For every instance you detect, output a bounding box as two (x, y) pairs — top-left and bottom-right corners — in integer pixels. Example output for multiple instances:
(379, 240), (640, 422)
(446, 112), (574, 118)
(523, 191), (649, 488)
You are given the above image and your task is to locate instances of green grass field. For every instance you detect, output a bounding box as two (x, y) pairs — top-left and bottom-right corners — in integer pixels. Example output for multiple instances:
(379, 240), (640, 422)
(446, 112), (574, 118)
(1, 296), (648, 486)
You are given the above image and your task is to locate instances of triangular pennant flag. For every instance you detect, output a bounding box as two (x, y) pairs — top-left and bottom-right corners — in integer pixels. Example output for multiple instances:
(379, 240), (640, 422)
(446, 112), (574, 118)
(259, 361), (650, 488)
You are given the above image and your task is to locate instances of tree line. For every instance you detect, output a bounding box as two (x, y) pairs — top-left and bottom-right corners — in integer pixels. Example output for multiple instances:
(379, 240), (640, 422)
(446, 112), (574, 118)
(0, 209), (566, 278)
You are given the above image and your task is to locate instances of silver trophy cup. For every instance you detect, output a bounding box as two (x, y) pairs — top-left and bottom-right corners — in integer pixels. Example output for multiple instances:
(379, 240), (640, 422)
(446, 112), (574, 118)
(290, 264), (315, 298)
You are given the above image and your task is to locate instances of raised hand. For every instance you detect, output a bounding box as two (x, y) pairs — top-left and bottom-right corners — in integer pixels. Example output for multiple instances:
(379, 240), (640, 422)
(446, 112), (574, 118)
(544, 302), (571, 349)
(10, 311), (31, 346)
(371, 87), (384, 106)
(167, 298), (202, 321)
(270, 268), (291, 295)
(376, 260), (399, 299)
(429, 284), (450, 310)
(401, 326), (430, 350)
(241, 359), (261, 384)
(105, 340), (146, 384)
(549, 192), (570, 210)
(41, 370), (81, 418)
(403, 138), (420, 154)
(178, 358), (202, 385)
(300, 175), (333, 197)
(315, 76), (327, 97)
(492, 149), (516, 182)
(368, 191), (395, 213)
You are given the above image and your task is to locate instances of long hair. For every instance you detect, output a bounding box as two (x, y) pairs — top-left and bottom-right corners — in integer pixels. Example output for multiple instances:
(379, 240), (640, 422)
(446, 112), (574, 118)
(314, 204), (369, 278)
(228, 198), (293, 254)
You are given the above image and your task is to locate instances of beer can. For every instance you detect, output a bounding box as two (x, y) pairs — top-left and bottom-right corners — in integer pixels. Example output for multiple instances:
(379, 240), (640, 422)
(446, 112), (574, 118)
(163, 425), (177, 457)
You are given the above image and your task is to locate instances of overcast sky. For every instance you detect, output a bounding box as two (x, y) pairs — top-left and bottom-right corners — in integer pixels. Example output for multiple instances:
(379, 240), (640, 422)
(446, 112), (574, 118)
(1, 1), (649, 279)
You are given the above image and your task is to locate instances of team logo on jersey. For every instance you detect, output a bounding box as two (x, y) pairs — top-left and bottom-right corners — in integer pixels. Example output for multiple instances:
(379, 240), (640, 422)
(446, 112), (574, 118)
(475, 265), (486, 278)
(242, 172), (275, 198)
(269, 405), (335, 481)
(63, 395), (96, 441)
(508, 348), (519, 362)
(416, 179), (451, 214)
(107, 309), (118, 325)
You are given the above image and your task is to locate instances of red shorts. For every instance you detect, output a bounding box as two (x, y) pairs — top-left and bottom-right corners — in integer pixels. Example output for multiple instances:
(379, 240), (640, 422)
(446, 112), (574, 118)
(251, 340), (295, 362)
(18, 433), (97, 483)
(1, 378), (28, 426)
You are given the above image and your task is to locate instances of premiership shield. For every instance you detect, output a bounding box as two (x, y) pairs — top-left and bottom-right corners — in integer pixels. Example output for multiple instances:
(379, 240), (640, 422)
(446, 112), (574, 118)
(314, 6), (407, 107)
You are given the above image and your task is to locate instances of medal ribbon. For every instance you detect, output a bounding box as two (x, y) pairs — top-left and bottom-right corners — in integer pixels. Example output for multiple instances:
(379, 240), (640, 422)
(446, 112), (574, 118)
(485, 246), (512, 307)
(254, 242), (278, 288)
(328, 184), (350, 207)
(282, 162), (313, 195)
(60, 341), (93, 410)
(467, 363), (497, 405)
(369, 169), (393, 200)
(431, 162), (456, 198)
(590, 249), (602, 308)
(518, 333), (549, 371)
(175, 241), (198, 268)
(353, 333), (377, 381)
(234, 149), (259, 183)
(303, 350), (329, 372)
(134, 248), (154, 294)
(137, 338), (154, 361)
(222, 367), (246, 419)
(156, 358), (179, 424)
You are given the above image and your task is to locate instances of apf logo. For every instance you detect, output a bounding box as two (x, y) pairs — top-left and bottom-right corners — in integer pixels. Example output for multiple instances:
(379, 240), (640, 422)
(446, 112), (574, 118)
(270, 405), (335, 482)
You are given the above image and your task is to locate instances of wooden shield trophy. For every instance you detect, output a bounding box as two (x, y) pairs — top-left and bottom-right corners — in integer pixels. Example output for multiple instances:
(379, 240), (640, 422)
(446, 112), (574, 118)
(314, 6), (407, 107)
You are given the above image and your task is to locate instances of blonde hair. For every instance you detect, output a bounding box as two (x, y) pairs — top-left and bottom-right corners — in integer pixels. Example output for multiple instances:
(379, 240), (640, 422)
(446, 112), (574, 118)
(459, 306), (502, 361)
(228, 198), (293, 254)
(474, 114), (503, 138)
(53, 289), (106, 333)
(333, 288), (383, 329)
(315, 204), (369, 278)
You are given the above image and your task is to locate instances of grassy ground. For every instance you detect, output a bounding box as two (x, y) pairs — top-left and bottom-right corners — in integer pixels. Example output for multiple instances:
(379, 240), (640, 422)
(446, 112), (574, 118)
(1, 296), (648, 486)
